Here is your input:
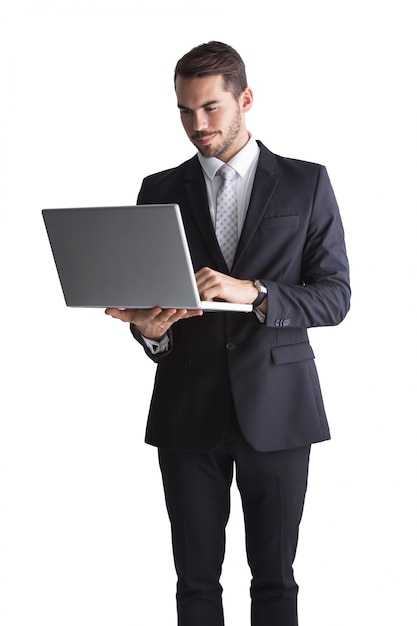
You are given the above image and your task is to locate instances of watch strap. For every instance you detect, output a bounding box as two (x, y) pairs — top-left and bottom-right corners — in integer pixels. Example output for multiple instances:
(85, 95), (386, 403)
(252, 280), (267, 308)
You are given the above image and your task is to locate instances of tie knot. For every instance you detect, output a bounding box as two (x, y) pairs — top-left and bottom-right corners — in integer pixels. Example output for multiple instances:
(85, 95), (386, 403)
(217, 164), (235, 183)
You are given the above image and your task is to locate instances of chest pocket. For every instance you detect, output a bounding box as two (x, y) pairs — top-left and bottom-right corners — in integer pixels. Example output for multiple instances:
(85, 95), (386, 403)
(260, 215), (299, 229)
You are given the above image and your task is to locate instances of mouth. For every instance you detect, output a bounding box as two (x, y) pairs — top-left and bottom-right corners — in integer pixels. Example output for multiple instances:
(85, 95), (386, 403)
(193, 132), (218, 146)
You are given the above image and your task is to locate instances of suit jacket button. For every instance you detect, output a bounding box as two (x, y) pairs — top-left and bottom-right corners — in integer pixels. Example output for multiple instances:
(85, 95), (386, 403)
(226, 342), (236, 351)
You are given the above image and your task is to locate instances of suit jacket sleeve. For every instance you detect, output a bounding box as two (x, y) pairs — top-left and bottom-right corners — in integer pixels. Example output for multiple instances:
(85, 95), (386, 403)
(263, 165), (350, 329)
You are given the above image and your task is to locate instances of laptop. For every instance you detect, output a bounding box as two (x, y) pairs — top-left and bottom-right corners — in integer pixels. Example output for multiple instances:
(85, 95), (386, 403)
(41, 204), (253, 313)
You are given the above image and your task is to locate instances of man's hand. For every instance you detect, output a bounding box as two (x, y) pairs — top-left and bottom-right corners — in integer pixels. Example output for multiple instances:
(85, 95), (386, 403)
(104, 307), (202, 341)
(196, 267), (259, 305)
(105, 268), (265, 339)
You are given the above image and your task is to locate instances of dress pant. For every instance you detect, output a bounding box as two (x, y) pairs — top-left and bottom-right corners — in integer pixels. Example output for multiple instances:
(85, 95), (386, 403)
(158, 412), (311, 626)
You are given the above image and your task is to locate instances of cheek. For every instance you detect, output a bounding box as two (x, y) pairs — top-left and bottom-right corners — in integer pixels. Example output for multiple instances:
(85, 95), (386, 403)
(211, 112), (223, 127)
(213, 110), (236, 131)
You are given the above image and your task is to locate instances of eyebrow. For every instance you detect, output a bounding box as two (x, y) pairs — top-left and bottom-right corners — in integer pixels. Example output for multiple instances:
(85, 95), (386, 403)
(177, 99), (221, 111)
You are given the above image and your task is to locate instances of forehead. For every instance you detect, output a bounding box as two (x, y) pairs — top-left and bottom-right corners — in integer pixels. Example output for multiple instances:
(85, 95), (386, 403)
(175, 74), (231, 108)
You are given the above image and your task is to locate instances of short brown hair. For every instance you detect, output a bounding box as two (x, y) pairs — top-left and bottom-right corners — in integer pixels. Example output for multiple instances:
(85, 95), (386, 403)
(174, 41), (248, 100)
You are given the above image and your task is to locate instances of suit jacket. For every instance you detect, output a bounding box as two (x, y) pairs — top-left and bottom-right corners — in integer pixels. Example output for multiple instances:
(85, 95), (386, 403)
(131, 141), (350, 452)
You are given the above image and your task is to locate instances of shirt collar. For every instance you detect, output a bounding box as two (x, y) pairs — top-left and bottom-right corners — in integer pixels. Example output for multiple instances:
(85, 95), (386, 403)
(197, 134), (260, 180)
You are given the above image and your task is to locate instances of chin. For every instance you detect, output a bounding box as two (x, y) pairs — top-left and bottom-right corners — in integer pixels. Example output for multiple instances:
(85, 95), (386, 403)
(197, 145), (218, 158)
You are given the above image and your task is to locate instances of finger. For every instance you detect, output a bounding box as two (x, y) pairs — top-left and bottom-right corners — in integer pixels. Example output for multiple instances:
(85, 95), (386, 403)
(158, 309), (202, 324)
(179, 308), (203, 319)
(195, 266), (211, 278)
(196, 272), (218, 293)
(188, 308), (204, 316)
(195, 267), (217, 284)
(105, 307), (162, 325)
(164, 309), (201, 323)
(104, 308), (131, 321)
(154, 308), (182, 323)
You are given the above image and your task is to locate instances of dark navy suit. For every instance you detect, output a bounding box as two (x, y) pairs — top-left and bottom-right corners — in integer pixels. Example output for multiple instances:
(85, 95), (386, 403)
(131, 141), (350, 625)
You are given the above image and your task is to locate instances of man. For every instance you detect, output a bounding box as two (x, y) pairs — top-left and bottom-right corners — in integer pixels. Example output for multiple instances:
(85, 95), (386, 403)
(106, 41), (350, 626)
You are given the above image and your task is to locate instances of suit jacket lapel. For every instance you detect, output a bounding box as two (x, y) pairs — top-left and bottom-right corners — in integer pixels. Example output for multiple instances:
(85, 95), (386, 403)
(184, 156), (229, 271)
(232, 142), (280, 270)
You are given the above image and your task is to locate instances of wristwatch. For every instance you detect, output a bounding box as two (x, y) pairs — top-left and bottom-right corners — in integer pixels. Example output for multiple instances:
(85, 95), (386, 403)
(252, 279), (268, 308)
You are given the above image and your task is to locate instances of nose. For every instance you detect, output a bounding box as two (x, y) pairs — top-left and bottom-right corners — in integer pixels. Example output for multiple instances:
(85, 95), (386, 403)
(192, 110), (208, 132)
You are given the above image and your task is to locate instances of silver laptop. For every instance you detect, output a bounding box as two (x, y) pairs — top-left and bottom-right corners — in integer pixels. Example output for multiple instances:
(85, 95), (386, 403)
(41, 204), (252, 313)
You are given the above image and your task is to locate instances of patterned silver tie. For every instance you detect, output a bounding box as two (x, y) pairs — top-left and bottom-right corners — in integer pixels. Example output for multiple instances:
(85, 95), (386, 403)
(215, 164), (238, 270)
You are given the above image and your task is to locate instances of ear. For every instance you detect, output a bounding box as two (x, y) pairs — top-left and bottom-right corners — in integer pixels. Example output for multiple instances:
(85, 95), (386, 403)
(241, 87), (254, 112)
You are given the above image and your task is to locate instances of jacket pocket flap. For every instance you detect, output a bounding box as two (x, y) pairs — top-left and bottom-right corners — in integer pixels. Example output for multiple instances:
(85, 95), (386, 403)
(271, 342), (315, 365)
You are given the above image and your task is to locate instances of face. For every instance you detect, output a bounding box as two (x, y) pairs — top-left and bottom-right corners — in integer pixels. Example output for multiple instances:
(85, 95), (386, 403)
(175, 74), (253, 162)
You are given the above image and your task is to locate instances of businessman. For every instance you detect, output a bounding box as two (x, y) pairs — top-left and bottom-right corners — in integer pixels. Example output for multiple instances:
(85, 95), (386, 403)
(106, 41), (350, 626)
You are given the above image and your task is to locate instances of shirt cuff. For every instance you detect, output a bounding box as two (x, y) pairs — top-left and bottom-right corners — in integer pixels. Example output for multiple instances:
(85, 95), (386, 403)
(142, 333), (170, 354)
(254, 308), (266, 323)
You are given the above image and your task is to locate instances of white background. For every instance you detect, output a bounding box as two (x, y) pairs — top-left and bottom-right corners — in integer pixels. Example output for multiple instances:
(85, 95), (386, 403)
(1, 1), (416, 624)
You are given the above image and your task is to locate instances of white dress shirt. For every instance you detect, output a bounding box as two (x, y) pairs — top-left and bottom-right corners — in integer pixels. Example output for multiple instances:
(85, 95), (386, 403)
(198, 133), (260, 238)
